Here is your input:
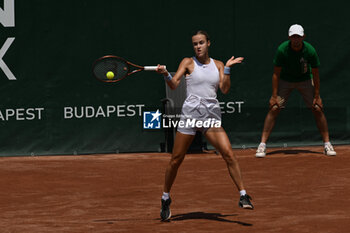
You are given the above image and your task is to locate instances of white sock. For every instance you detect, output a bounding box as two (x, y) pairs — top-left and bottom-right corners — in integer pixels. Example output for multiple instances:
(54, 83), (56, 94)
(239, 190), (247, 196)
(259, 142), (266, 148)
(324, 142), (331, 148)
(162, 192), (170, 200)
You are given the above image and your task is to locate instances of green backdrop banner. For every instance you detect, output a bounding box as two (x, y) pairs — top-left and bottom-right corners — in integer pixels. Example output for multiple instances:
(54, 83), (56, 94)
(0, 0), (349, 156)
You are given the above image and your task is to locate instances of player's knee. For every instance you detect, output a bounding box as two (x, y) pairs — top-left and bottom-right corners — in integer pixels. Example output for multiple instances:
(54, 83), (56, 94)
(312, 106), (323, 115)
(169, 154), (185, 169)
(221, 150), (237, 165)
(270, 106), (281, 115)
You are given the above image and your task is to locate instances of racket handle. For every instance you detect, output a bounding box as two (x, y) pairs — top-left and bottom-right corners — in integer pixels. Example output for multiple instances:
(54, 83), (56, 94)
(144, 65), (166, 71)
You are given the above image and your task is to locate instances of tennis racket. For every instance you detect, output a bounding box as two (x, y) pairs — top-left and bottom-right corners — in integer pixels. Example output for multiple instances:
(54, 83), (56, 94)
(92, 55), (166, 83)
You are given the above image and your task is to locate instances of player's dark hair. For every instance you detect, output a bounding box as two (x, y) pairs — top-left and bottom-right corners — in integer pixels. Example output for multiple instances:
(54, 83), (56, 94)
(192, 30), (210, 42)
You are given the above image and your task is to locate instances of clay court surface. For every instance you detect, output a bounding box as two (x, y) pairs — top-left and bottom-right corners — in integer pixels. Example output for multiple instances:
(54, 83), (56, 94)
(0, 145), (349, 233)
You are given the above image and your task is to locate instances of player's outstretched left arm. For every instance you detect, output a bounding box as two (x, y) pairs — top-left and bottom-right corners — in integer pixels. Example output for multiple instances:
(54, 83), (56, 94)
(218, 56), (244, 94)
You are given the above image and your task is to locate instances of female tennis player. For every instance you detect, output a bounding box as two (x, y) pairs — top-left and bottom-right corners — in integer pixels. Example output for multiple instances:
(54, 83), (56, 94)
(156, 30), (254, 221)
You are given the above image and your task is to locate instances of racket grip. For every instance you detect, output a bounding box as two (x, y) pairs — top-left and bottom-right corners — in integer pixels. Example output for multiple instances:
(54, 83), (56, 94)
(144, 66), (166, 71)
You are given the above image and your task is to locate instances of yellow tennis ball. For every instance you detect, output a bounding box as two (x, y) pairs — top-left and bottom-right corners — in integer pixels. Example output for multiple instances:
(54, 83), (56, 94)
(106, 71), (114, 79)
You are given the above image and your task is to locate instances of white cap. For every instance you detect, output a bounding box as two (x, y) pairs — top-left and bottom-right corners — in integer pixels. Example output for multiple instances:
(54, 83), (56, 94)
(288, 24), (304, 36)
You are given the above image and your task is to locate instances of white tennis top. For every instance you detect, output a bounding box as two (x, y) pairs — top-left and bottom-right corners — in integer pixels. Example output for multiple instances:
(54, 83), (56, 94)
(185, 57), (220, 99)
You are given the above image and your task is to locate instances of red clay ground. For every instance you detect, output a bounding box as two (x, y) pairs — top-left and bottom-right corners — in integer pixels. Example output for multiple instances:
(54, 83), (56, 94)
(0, 145), (349, 233)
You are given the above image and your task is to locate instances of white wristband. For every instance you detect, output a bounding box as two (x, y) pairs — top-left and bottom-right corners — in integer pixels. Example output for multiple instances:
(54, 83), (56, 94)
(164, 73), (172, 81)
(224, 66), (231, 75)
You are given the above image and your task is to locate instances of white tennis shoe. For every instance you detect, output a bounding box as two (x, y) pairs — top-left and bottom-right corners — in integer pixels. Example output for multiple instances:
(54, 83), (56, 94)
(255, 145), (266, 158)
(324, 144), (336, 156)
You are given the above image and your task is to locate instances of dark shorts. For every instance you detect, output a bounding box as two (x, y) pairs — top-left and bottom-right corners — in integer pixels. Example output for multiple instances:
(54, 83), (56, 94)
(277, 79), (314, 108)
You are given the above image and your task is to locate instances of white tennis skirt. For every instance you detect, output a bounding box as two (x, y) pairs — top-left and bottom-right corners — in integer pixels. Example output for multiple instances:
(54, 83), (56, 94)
(177, 94), (222, 135)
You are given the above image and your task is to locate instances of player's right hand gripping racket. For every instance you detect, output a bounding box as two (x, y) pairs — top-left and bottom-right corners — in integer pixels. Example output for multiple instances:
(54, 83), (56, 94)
(92, 55), (166, 83)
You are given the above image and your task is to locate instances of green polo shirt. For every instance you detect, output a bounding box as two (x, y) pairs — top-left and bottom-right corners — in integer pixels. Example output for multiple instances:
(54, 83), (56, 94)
(273, 41), (320, 82)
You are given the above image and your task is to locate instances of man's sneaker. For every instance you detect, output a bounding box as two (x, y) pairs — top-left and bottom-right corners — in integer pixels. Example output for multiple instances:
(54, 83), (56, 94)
(255, 145), (266, 158)
(324, 144), (336, 156)
(160, 198), (172, 221)
(239, 194), (254, 209)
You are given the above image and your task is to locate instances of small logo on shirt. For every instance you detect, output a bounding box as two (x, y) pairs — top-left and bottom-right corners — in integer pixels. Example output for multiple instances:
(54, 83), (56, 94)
(143, 110), (162, 129)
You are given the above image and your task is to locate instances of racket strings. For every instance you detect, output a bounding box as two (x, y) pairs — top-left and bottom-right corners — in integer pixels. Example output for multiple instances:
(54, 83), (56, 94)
(93, 57), (129, 81)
